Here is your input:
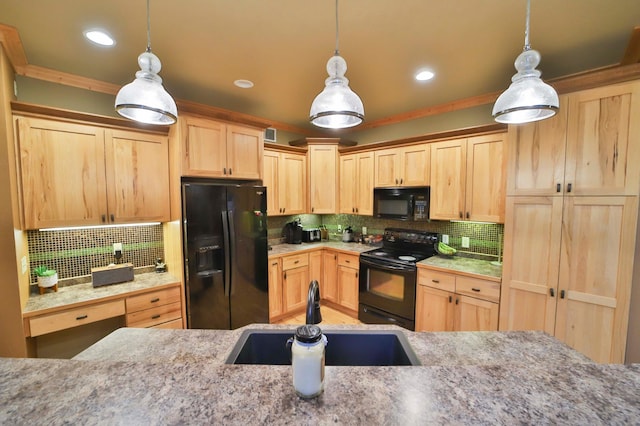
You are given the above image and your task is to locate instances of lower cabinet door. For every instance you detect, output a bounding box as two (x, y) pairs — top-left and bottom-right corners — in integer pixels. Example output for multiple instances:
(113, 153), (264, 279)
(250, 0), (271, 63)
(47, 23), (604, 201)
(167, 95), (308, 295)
(416, 286), (455, 332)
(337, 266), (359, 312)
(455, 295), (499, 331)
(283, 266), (309, 313)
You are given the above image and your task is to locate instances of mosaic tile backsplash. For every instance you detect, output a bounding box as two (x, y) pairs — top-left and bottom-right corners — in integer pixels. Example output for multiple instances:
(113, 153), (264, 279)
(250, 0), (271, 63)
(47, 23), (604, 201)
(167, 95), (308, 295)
(268, 214), (504, 261)
(27, 224), (164, 284)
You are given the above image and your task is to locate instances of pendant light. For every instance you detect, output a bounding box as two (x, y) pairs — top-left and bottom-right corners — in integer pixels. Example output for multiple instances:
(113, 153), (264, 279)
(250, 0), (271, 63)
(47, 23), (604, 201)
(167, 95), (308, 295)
(492, 0), (559, 124)
(309, 0), (364, 129)
(115, 0), (177, 125)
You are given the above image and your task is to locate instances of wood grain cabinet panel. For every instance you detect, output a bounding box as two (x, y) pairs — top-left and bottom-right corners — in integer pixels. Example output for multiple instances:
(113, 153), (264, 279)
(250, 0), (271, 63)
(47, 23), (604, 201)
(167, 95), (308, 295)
(308, 144), (339, 214)
(501, 81), (640, 363)
(430, 133), (505, 223)
(263, 148), (306, 216)
(29, 300), (125, 337)
(16, 117), (108, 229)
(15, 116), (170, 229)
(181, 115), (263, 180)
(416, 267), (499, 332)
(322, 251), (338, 303)
(125, 285), (183, 329)
(374, 144), (429, 188)
(268, 258), (283, 321)
(339, 152), (374, 215)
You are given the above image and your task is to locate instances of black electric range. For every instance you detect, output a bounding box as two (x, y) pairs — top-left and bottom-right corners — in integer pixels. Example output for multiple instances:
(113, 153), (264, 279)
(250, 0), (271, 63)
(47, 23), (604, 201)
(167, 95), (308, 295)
(360, 228), (439, 267)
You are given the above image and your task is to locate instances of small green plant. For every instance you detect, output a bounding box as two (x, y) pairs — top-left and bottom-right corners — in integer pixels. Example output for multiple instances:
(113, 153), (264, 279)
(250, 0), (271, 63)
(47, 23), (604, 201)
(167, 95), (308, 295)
(33, 265), (57, 277)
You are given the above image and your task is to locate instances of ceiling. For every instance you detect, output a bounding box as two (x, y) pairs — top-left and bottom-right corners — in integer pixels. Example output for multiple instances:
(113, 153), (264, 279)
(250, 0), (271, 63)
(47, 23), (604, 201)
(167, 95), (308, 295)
(0, 0), (639, 134)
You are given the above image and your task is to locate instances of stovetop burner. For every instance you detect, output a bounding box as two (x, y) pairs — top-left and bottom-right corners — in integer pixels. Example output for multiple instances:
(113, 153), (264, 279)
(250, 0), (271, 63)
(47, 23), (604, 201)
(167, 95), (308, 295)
(360, 228), (439, 265)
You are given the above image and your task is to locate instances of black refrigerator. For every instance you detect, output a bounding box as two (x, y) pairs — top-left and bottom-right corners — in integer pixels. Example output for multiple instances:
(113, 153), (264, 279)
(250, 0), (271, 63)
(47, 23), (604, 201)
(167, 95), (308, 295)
(182, 179), (269, 329)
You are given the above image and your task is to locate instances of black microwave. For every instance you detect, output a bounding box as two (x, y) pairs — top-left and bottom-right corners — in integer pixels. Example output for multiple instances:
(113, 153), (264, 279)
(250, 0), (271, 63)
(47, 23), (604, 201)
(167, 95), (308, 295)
(373, 187), (430, 221)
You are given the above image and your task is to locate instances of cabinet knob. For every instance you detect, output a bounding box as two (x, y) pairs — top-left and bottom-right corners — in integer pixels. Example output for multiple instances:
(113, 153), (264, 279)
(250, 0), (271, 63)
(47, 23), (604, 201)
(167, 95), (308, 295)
(459, 212), (463, 219)
(560, 289), (566, 299)
(229, 168), (233, 175)
(355, 207), (358, 213)
(556, 183), (561, 193)
(223, 168), (227, 175)
(455, 298), (459, 305)
(567, 183), (572, 193)
(101, 214), (106, 223)
(395, 179), (398, 184)
(466, 212), (470, 219)
(549, 288), (555, 297)
(400, 178), (403, 185)
(448, 295), (452, 303)
(311, 207), (314, 213)
(352, 207), (355, 213)
(110, 214), (115, 222)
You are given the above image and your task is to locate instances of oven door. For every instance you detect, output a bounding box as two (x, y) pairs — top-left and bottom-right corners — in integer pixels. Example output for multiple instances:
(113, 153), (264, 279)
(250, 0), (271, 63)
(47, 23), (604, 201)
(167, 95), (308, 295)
(358, 256), (417, 321)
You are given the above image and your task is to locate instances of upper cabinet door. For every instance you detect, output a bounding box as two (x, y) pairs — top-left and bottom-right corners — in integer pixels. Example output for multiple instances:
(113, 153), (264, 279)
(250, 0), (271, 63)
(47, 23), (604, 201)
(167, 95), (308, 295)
(429, 138), (467, 220)
(565, 82), (640, 196)
(226, 124), (263, 180)
(355, 152), (374, 215)
(280, 153), (307, 215)
(506, 96), (568, 197)
(400, 144), (430, 187)
(262, 150), (280, 216)
(182, 116), (227, 177)
(308, 144), (338, 214)
(339, 153), (357, 214)
(374, 148), (400, 187)
(17, 117), (108, 229)
(465, 134), (506, 223)
(105, 129), (170, 223)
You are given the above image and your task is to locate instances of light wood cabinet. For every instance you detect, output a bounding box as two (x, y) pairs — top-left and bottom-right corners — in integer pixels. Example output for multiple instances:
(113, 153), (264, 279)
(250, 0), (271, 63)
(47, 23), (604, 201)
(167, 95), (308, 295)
(322, 250), (338, 303)
(336, 253), (359, 314)
(125, 286), (183, 329)
(508, 82), (640, 197)
(374, 144), (430, 187)
(500, 195), (638, 363)
(501, 82), (640, 364)
(28, 300), (126, 337)
(16, 116), (170, 229)
(339, 152), (374, 215)
(281, 253), (310, 315)
(416, 267), (500, 332)
(268, 258), (283, 321)
(308, 143), (339, 214)
(263, 147), (307, 216)
(309, 250), (323, 285)
(181, 115), (263, 180)
(430, 133), (505, 223)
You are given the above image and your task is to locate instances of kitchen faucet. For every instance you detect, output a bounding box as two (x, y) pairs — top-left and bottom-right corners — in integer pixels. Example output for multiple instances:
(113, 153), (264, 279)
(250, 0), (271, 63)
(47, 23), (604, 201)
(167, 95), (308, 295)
(306, 280), (322, 325)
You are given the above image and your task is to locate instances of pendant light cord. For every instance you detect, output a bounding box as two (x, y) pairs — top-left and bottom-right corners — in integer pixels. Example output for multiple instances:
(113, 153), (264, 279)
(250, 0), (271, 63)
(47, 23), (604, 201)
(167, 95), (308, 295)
(334, 0), (340, 55)
(146, 0), (152, 53)
(523, 0), (531, 51)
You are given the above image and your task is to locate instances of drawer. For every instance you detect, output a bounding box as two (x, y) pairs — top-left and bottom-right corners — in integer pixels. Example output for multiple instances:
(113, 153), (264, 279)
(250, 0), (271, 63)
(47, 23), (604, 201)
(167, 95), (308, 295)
(455, 276), (501, 303)
(126, 286), (181, 313)
(29, 300), (125, 337)
(151, 318), (184, 329)
(417, 269), (456, 293)
(337, 253), (359, 269)
(126, 301), (182, 328)
(282, 253), (309, 271)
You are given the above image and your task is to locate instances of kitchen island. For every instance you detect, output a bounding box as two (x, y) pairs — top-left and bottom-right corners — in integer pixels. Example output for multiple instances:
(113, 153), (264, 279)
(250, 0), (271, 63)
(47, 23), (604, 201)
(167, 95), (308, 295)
(1, 325), (639, 424)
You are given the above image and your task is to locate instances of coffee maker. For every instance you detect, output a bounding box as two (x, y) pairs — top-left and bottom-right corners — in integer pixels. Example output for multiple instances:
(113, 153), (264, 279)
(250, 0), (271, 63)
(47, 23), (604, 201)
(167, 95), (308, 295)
(284, 220), (303, 244)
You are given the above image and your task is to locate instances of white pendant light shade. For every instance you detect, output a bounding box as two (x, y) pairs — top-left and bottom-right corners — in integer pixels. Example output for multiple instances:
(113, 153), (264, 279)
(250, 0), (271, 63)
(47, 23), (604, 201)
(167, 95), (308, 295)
(492, 0), (559, 124)
(115, 0), (177, 126)
(115, 51), (177, 125)
(310, 54), (364, 129)
(492, 49), (559, 124)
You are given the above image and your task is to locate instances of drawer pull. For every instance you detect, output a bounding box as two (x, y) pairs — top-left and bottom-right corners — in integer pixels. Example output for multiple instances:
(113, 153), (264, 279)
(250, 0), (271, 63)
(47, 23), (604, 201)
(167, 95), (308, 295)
(271, 262), (278, 266)
(471, 288), (481, 292)
(151, 314), (161, 320)
(432, 279), (440, 283)
(150, 298), (160, 303)
(76, 314), (88, 320)
(294, 260), (299, 264)
(345, 260), (350, 263)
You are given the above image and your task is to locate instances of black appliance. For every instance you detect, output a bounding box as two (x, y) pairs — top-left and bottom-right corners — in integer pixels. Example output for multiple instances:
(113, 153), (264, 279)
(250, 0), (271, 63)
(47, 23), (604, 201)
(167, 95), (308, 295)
(302, 228), (321, 242)
(359, 228), (439, 330)
(284, 220), (303, 244)
(373, 187), (430, 221)
(182, 179), (269, 330)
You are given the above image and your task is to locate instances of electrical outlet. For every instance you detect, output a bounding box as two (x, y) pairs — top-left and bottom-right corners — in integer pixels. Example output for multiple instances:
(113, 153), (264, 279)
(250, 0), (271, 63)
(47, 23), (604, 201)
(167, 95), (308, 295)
(337, 224), (342, 232)
(113, 243), (123, 254)
(442, 234), (449, 244)
(461, 237), (470, 248)
(21, 256), (27, 274)
(362, 226), (367, 235)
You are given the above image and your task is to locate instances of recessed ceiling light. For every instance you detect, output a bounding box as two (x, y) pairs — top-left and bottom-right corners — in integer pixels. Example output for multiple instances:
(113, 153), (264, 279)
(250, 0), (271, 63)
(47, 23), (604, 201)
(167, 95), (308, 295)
(84, 30), (115, 47)
(415, 70), (435, 81)
(234, 79), (254, 89)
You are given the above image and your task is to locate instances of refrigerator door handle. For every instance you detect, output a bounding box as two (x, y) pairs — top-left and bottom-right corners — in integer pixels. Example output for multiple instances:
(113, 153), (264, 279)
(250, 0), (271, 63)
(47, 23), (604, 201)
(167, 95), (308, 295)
(227, 210), (236, 296)
(222, 211), (231, 297)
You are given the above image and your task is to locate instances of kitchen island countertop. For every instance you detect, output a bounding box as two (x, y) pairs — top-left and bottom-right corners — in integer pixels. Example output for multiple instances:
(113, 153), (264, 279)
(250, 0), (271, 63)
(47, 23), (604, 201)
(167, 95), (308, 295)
(1, 325), (638, 424)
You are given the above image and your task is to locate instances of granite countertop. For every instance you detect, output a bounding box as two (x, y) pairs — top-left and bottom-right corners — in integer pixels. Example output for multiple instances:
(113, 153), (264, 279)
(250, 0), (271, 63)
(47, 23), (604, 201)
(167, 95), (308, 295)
(1, 325), (639, 424)
(269, 241), (380, 257)
(23, 272), (180, 316)
(419, 254), (503, 280)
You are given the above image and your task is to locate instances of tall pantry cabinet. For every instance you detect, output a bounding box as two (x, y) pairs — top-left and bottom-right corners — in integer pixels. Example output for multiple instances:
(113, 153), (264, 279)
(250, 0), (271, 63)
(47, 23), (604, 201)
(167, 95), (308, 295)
(500, 81), (640, 363)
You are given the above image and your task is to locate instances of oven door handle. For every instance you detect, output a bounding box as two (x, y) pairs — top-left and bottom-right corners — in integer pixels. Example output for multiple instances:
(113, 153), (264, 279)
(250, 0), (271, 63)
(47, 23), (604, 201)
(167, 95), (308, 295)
(360, 257), (416, 272)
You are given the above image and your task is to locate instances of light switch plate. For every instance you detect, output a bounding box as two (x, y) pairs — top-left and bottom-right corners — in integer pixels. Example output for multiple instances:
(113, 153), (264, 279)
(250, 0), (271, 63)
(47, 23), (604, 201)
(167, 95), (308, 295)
(461, 237), (470, 248)
(21, 256), (27, 274)
(442, 234), (449, 244)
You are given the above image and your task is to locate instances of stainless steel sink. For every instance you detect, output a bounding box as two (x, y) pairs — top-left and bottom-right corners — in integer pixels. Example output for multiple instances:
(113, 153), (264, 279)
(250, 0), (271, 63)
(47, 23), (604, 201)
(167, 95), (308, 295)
(225, 329), (421, 366)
